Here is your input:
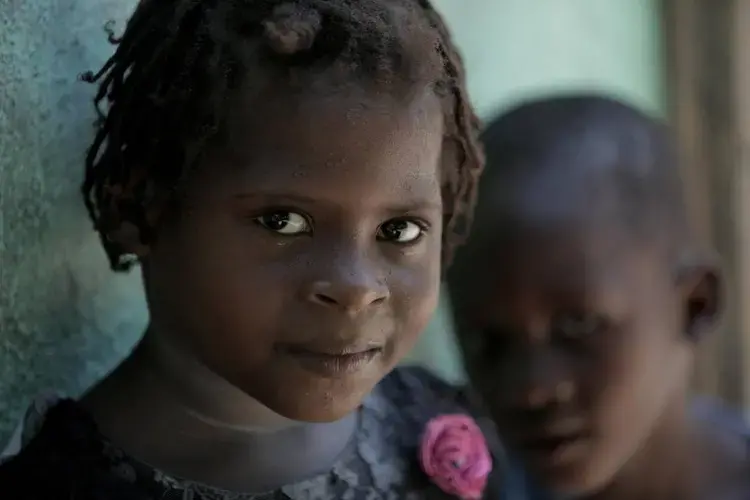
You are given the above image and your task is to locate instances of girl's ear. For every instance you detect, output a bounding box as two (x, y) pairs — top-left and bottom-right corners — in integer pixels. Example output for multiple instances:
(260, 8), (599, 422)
(104, 192), (168, 266)
(106, 220), (151, 263)
(674, 251), (723, 342)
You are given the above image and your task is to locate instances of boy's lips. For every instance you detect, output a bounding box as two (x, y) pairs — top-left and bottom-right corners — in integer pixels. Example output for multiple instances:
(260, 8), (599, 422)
(513, 422), (592, 466)
(501, 414), (592, 464)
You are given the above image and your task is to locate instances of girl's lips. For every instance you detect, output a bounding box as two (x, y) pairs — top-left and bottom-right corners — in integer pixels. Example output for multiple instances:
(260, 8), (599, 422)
(278, 344), (383, 377)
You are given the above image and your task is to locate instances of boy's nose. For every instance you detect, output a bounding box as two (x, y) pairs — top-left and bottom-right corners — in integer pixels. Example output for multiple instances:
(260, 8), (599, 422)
(522, 380), (577, 408)
(516, 349), (577, 408)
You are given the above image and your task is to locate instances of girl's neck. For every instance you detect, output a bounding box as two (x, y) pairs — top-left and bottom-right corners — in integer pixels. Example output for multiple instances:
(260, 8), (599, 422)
(134, 330), (297, 431)
(81, 329), (359, 492)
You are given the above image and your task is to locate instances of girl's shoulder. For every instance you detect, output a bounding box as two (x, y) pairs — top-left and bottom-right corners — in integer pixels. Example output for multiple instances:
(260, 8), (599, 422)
(0, 371), (521, 500)
(366, 365), (499, 464)
(0, 398), (149, 499)
(366, 366), (535, 500)
(370, 364), (473, 413)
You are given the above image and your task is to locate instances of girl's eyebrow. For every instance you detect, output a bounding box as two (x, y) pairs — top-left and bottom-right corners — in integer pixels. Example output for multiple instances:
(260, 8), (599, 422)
(232, 191), (442, 213)
(382, 201), (443, 216)
(232, 192), (319, 205)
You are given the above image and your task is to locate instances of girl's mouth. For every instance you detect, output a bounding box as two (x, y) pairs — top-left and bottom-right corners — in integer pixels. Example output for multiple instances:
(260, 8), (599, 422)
(277, 343), (383, 377)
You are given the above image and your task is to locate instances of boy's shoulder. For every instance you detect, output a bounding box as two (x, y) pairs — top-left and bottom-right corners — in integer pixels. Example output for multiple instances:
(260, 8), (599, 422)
(691, 399), (750, 499)
(693, 397), (749, 429)
(692, 397), (750, 452)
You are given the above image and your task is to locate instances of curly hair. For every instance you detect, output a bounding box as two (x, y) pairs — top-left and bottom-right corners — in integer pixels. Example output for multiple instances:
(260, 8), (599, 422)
(80, 0), (484, 271)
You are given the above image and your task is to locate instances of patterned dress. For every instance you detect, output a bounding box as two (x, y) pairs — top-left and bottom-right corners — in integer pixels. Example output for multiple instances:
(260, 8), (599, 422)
(0, 366), (518, 500)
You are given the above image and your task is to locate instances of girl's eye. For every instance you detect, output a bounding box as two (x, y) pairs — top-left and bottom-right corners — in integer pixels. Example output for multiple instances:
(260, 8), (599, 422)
(254, 211), (311, 235)
(376, 219), (426, 244)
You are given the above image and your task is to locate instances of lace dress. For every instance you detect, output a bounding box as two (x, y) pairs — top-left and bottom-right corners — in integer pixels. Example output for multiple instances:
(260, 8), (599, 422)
(0, 366), (512, 500)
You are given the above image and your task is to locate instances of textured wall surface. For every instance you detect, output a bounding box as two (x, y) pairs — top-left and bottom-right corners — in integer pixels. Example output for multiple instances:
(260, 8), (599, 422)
(0, 0), (147, 442)
(0, 0), (663, 443)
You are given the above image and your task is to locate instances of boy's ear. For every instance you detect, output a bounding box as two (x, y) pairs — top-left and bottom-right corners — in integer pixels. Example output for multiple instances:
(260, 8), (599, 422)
(674, 251), (723, 341)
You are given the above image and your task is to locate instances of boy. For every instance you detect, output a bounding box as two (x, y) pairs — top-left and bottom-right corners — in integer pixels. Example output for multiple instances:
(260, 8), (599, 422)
(448, 95), (750, 499)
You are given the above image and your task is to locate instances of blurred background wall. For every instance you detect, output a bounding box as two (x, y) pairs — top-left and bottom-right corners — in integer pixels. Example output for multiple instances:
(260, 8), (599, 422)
(1, 0), (664, 444)
(661, 0), (750, 412)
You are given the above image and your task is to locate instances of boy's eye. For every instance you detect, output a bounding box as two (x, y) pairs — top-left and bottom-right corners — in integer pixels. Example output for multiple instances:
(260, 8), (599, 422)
(480, 330), (511, 357)
(555, 313), (605, 338)
(254, 211), (311, 235)
(376, 219), (426, 244)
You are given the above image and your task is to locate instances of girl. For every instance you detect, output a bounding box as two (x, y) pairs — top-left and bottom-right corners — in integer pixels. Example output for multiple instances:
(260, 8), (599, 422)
(448, 95), (750, 500)
(0, 1), (503, 498)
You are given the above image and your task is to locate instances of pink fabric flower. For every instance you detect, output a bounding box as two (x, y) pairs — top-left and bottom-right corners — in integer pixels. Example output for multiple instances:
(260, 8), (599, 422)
(419, 414), (492, 499)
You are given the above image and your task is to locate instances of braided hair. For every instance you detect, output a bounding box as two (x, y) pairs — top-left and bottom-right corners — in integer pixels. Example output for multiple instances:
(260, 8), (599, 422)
(81, 0), (484, 271)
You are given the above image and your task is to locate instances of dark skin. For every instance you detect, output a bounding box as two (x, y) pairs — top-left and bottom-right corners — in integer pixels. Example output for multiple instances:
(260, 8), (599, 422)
(451, 171), (750, 500)
(83, 88), (444, 491)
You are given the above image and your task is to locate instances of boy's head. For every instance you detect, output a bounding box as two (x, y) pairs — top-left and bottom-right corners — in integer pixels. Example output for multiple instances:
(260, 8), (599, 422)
(81, 0), (483, 423)
(448, 95), (721, 495)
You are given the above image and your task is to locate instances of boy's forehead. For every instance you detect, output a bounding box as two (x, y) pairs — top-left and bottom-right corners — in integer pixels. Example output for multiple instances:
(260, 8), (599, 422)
(449, 213), (652, 306)
(486, 169), (605, 220)
(450, 235), (653, 331)
(472, 170), (628, 261)
(469, 222), (632, 274)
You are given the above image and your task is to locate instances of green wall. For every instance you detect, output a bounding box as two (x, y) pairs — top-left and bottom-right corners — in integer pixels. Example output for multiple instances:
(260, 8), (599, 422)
(0, 0), (148, 444)
(0, 0), (663, 443)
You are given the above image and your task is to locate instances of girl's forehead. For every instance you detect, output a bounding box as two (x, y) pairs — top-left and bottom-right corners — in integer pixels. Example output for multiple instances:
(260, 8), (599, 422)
(188, 90), (444, 207)
(221, 87), (437, 148)
(229, 81), (438, 123)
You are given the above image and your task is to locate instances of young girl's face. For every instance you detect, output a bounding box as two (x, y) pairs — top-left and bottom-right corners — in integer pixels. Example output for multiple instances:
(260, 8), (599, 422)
(142, 89), (444, 422)
(456, 224), (694, 495)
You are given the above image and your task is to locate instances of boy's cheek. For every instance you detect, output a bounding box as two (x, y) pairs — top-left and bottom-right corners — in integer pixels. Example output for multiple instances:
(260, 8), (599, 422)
(465, 363), (512, 418)
(459, 337), (504, 389)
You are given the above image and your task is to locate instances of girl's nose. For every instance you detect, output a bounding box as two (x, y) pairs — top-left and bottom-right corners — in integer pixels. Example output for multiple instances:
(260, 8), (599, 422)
(306, 279), (389, 315)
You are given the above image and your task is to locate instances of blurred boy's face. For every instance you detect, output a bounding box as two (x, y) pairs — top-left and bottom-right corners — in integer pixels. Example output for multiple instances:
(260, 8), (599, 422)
(453, 224), (699, 496)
